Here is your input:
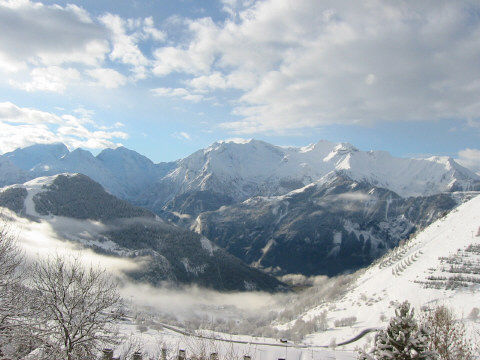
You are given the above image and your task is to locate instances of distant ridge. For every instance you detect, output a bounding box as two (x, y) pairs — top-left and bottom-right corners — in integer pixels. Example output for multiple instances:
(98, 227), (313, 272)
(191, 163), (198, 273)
(0, 173), (287, 292)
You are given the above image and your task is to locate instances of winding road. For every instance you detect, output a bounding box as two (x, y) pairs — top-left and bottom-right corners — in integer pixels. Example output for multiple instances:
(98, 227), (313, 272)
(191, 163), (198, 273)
(160, 322), (380, 349)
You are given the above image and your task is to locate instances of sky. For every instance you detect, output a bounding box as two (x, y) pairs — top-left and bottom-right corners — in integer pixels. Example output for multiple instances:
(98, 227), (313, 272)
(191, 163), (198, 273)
(0, 0), (479, 172)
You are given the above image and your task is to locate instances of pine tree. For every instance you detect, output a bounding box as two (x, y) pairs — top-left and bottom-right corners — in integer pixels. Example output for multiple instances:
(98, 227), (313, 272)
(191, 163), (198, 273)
(358, 301), (438, 360)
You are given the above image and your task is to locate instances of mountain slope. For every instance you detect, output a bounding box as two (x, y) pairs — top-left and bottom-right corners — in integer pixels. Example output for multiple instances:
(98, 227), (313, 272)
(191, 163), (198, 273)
(287, 193), (480, 348)
(193, 172), (473, 276)
(0, 174), (286, 292)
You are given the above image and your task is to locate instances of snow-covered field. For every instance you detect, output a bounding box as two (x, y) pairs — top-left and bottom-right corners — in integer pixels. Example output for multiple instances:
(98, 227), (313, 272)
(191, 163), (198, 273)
(113, 320), (356, 360)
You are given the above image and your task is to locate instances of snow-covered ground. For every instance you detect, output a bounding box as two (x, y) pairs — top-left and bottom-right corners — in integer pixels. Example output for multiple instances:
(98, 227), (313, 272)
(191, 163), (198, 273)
(113, 320), (356, 360)
(285, 194), (480, 350)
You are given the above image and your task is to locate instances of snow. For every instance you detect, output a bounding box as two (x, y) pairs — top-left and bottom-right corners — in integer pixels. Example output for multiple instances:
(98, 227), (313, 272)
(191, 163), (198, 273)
(1, 140), (478, 205)
(22, 174), (69, 216)
(114, 320), (356, 360)
(289, 194), (480, 350)
(181, 258), (207, 275)
(200, 236), (218, 256)
(165, 139), (479, 202)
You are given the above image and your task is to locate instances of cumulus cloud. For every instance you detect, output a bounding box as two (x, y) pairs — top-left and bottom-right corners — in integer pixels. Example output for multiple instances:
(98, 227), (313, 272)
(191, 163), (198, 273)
(142, 16), (166, 41)
(456, 148), (480, 175)
(0, 1), (164, 89)
(86, 68), (127, 89)
(0, 102), (128, 153)
(152, 17), (217, 76)
(151, 0), (480, 134)
(100, 13), (151, 80)
(0, 0), (108, 72)
(9, 66), (80, 93)
(151, 87), (204, 102)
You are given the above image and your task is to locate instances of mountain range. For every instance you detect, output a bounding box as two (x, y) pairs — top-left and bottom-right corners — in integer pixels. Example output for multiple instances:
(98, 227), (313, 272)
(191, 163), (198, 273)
(1, 139), (478, 205)
(0, 139), (478, 280)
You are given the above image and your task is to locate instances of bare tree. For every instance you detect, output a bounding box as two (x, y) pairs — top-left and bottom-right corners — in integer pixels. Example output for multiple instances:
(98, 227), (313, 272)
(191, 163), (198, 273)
(0, 223), (23, 322)
(29, 255), (122, 360)
(0, 223), (36, 358)
(420, 305), (475, 360)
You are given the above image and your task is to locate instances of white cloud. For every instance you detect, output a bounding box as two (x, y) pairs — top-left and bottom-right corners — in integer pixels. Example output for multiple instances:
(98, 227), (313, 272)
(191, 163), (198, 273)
(337, 192), (371, 201)
(151, 0), (480, 134)
(73, 106), (95, 120)
(152, 17), (217, 76)
(172, 131), (191, 140)
(0, 0), (109, 72)
(151, 87), (203, 102)
(9, 66), (80, 93)
(86, 68), (127, 89)
(187, 71), (256, 92)
(365, 74), (376, 86)
(100, 13), (150, 80)
(0, 102), (128, 153)
(142, 16), (166, 41)
(0, 1), (163, 90)
(456, 148), (480, 175)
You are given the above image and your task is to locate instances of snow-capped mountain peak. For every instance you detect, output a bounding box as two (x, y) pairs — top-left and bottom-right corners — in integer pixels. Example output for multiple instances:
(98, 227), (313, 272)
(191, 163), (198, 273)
(3, 142), (68, 171)
(0, 140), (478, 212)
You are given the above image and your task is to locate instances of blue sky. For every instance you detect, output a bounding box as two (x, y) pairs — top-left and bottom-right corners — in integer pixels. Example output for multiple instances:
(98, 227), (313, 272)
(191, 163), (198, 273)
(0, 0), (479, 172)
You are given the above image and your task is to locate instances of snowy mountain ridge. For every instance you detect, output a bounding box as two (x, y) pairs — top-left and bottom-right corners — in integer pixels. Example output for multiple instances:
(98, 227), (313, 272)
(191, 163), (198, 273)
(0, 140), (478, 209)
(171, 139), (479, 200)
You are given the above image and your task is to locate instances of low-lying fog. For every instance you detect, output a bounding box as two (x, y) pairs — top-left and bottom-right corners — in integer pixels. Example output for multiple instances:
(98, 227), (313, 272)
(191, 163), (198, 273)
(3, 208), (348, 337)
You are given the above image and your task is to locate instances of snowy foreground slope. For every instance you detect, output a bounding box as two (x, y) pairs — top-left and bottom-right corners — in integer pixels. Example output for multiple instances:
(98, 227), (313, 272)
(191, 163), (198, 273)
(287, 194), (480, 349)
(103, 195), (479, 360)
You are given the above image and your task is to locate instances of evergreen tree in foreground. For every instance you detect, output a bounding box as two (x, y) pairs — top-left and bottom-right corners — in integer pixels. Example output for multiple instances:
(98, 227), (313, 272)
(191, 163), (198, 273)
(358, 301), (438, 360)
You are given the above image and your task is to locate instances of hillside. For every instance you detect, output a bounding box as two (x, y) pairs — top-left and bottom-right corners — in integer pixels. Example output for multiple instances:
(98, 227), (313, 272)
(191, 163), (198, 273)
(0, 174), (286, 292)
(281, 193), (480, 348)
(193, 172), (473, 276)
(1, 140), (478, 280)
